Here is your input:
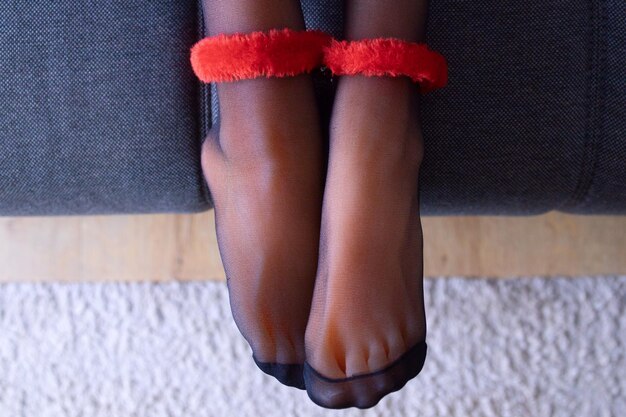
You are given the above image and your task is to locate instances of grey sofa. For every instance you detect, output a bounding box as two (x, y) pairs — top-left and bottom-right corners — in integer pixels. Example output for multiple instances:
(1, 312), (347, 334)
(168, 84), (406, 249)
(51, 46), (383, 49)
(1, 0), (624, 216)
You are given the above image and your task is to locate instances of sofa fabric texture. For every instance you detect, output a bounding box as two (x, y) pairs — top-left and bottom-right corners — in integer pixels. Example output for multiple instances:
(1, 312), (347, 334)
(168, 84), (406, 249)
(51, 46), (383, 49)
(1, 0), (624, 216)
(0, 1), (209, 215)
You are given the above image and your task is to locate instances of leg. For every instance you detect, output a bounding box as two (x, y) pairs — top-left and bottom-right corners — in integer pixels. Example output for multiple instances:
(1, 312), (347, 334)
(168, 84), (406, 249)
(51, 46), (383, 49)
(201, 0), (325, 389)
(304, 0), (429, 408)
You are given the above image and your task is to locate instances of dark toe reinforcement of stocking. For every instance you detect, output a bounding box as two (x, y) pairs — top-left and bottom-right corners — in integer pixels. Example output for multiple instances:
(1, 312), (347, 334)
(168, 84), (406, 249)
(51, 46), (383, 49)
(303, 341), (427, 409)
(254, 357), (306, 390)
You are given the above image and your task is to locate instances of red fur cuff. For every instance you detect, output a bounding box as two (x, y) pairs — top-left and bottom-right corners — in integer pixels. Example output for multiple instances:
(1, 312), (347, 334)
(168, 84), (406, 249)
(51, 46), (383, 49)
(323, 38), (448, 94)
(190, 28), (333, 83)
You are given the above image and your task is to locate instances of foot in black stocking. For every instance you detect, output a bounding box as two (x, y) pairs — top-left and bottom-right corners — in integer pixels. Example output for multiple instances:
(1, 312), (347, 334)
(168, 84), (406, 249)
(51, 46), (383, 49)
(201, 0), (325, 389)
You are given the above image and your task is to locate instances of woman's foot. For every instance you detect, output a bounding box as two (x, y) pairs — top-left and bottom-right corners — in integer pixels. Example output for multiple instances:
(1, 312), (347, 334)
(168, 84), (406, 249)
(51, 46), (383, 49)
(303, 0), (429, 407)
(304, 75), (427, 408)
(202, 76), (325, 388)
(201, 0), (325, 389)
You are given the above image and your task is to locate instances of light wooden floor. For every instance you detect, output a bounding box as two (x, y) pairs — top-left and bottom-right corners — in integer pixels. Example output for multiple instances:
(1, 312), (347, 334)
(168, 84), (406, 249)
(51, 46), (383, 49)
(0, 211), (624, 282)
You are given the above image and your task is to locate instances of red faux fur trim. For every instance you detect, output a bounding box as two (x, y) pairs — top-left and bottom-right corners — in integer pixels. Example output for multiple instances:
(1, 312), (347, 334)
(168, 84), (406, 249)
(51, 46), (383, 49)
(323, 38), (448, 94)
(190, 28), (333, 82)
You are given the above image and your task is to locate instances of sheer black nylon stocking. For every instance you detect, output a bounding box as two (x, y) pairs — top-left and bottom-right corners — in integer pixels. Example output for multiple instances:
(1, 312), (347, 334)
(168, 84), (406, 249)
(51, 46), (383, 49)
(201, 0), (325, 389)
(202, 78), (325, 389)
(303, 75), (428, 409)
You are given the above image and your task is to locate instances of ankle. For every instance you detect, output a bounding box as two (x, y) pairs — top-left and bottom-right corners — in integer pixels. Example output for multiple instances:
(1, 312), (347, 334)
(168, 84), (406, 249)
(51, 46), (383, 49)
(216, 113), (322, 169)
(216, 76), (314, 118)
(331, 77), (424, 166)
(210, 74), (321, 161)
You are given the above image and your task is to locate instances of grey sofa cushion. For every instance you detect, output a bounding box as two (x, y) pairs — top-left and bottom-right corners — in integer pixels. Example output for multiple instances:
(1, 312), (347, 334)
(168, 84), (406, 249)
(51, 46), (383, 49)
(0, 1), (209, 215)
(1, 0), (624, 216)
(417, 0), (625, 215)
(557, 0), (626, 214)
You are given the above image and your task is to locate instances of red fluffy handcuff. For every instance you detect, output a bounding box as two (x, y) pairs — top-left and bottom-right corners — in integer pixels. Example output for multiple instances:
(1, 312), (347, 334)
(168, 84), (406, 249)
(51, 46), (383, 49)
(190, 28), (447, 94)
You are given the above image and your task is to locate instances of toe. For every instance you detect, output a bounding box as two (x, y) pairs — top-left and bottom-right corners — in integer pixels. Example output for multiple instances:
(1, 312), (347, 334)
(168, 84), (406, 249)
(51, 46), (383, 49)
(385, 328), (409, 364)
(366, 340), (390, 373)
(345, 345), (368, 378)
(273, 330), (305, 364)
(309, 342), (345, 379)
(254, 357), (306, 390)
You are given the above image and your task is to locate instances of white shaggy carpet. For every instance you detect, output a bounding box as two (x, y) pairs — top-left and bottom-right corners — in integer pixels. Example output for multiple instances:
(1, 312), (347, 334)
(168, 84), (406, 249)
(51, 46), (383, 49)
(0, 277), (624, 417)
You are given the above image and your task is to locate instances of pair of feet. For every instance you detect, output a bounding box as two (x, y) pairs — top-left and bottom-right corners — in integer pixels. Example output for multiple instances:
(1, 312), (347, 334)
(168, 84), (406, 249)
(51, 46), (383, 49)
(202, 71), (426, 409)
